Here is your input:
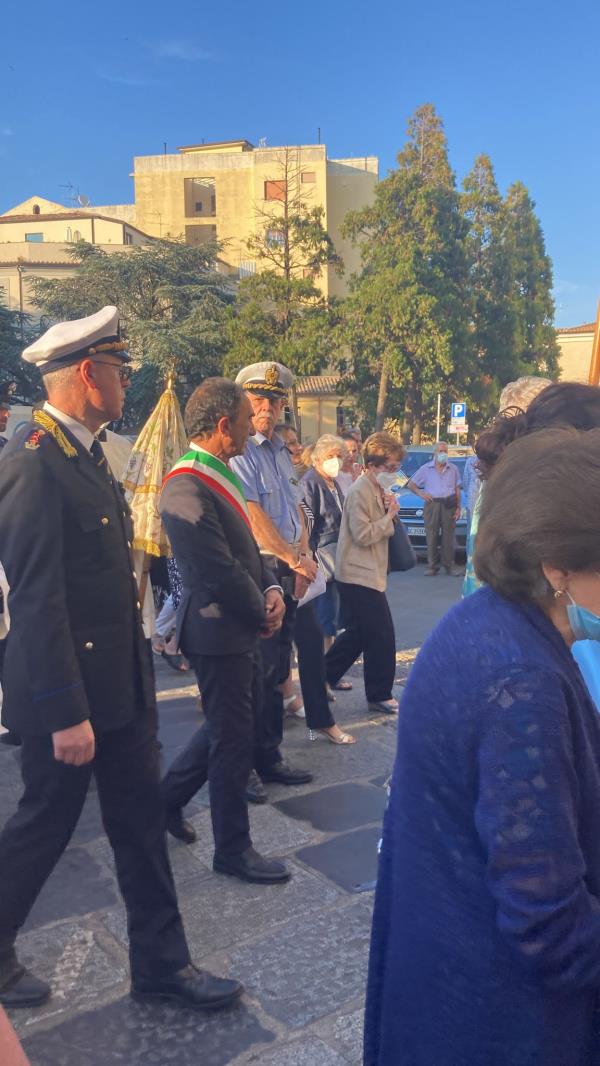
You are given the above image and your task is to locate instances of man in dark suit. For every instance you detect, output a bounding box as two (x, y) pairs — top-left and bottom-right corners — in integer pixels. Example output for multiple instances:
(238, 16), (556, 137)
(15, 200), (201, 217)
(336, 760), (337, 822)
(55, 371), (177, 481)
(0, 308), (242, 1012)
(160, 378), (291, 884)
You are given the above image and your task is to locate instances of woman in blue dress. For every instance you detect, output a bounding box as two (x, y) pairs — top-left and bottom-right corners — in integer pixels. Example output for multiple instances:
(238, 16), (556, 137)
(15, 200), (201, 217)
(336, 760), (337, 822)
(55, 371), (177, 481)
(365, 426), (600, 1066)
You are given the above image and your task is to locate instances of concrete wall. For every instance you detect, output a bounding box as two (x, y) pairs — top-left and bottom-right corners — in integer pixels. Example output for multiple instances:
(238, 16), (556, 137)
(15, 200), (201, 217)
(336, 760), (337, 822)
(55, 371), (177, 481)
(133, 144), (377, 297)
(557, 331), (594, 383)
(326, 158), (378, 298)
(0, 216), (139, 245)
(0, 245), (141, 313)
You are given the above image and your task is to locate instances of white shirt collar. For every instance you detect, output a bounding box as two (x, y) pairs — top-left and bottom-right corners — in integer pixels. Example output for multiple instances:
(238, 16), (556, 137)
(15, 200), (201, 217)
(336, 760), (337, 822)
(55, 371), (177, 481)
(43, 401), (96, 452)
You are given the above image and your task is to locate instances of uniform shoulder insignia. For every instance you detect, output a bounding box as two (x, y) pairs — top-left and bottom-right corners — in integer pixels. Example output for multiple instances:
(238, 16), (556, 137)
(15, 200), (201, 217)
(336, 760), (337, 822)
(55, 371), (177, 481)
(24, 428), (46, 450)
(32, 409), (77, 458)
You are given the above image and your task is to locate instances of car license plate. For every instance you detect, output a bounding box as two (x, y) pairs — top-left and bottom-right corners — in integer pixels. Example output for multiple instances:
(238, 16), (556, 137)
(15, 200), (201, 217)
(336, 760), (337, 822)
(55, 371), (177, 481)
(406, 526), (424, 537)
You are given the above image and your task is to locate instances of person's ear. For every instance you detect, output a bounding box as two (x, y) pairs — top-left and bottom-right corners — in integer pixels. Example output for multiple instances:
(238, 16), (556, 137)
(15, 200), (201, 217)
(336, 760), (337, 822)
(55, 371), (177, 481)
(541, 563), (570, 595)
(79, 359), (98, 390)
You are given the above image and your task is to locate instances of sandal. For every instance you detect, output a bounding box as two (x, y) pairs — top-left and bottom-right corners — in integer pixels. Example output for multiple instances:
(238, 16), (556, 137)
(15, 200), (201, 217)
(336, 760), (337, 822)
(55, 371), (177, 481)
(161, 651), (189, 674)
(332, 680), (353, 691)
(308, 727), (356, 745)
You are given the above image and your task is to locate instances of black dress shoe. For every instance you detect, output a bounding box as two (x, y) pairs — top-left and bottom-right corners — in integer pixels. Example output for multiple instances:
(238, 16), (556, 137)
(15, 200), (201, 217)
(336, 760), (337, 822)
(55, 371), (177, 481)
(260, 760), (313, 786)
(166, 811), (197, 845)
(213, 846), (291, 884)
(132, 963), (243, 1011)
(0, 965), (51, 1007)
(245, 768), (268, 804)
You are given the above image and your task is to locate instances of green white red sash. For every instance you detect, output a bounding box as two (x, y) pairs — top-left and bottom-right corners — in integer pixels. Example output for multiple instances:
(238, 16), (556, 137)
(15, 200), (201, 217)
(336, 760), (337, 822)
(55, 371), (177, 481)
(164, 444), (252, 530)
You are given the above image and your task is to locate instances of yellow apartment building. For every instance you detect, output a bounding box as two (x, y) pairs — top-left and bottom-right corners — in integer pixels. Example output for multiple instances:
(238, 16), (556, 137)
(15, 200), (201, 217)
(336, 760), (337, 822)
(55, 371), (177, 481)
(0, 196), (153, 314)
(556, 321), (595, 382)
(132, 139), (378, 298)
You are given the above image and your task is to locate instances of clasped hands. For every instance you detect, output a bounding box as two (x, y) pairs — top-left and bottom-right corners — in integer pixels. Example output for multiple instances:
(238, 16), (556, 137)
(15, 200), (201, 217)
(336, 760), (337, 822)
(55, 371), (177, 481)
(261, 588), (286, 638)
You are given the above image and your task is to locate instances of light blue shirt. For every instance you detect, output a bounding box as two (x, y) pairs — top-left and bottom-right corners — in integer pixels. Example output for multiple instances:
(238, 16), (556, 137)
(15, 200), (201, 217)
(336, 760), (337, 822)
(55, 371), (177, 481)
(411, 459), (461, 498)
(462, 455), (481, 515)
(230, 432), (302, 545)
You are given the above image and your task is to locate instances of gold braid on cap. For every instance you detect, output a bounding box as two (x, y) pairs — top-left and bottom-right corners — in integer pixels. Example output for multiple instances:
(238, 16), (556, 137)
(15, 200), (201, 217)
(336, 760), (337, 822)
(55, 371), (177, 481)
(242, 382), (287, 395)
(33, 409), (77, 458)
(88, 341), (129, 355)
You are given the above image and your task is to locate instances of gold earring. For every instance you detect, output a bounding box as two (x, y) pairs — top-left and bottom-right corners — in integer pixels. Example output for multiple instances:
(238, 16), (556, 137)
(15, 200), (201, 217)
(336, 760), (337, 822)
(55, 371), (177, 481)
(554, 588), (565, 599)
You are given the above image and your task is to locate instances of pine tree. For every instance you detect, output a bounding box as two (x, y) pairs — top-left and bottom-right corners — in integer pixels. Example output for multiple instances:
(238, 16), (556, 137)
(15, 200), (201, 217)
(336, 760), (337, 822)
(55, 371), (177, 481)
(340, 105), (471, 441)
(29, 240), (235, 422)
(461, 154), (518, 424)
(504, 182), (559, 378)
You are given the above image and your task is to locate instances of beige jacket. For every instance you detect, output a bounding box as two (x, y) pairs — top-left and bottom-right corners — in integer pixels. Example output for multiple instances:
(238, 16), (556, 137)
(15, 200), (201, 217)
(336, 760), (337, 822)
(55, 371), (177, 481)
(335, 473), (395, 592)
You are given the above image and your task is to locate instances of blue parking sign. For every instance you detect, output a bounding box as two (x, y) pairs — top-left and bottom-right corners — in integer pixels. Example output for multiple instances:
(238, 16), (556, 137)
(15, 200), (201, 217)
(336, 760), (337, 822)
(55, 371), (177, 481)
(451, 402), (466, 421)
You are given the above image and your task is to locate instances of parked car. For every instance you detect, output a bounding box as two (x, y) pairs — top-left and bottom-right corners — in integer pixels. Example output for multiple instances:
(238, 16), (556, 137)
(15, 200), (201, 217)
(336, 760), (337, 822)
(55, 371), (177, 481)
(394, 446), (472, 559)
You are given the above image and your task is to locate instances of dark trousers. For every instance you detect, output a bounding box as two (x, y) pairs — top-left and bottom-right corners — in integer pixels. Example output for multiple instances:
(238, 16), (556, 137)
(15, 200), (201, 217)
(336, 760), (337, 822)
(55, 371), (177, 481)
(325, 582), (396, 703)
(255, 592), (298, 772)
(295, 603), (335, 731)
(162, 650), (257, 856)
(0, 712), (190, 982)
(424, 497), (456, 570)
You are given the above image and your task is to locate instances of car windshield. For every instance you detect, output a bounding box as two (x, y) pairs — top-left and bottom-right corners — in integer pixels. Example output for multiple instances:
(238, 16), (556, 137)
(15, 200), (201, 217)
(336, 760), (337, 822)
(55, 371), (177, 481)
(400, 452), (467, 483)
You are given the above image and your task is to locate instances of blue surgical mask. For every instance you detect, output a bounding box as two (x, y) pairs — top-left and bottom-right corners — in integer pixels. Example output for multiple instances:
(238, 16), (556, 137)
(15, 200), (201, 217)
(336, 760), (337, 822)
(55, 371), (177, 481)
(567, 594), (600, 643)
(436, 452), (448, 465)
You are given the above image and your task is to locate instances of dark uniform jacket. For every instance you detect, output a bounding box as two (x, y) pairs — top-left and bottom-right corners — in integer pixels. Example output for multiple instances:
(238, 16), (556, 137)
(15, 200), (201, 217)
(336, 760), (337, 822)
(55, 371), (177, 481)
(160, 469), (277, 657)
(0, 416), (155, 736)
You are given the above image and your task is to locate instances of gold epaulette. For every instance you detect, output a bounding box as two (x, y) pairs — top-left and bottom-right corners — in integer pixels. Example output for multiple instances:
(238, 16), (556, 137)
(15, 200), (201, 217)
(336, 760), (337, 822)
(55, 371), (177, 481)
(32, 409), (78, 458)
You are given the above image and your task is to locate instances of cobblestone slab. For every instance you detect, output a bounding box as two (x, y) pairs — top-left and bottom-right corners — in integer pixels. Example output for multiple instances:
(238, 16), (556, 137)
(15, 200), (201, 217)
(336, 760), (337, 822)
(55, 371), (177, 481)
(295, 827), (381, 892)
(11, 920), (127, 1038)
(229, 899), (372, 1028)
(23, 846), (118, 931)
(275, 782), (386, 833)
(21, 998), (275, 1066)
(182, 799), (314, 864)
(240, 1035), (351, 1065)
(101, 860), (341, 961)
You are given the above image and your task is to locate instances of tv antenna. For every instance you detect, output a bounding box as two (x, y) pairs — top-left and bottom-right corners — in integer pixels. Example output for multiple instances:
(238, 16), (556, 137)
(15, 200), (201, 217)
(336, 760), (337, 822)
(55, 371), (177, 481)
(258, 136), (267, 148)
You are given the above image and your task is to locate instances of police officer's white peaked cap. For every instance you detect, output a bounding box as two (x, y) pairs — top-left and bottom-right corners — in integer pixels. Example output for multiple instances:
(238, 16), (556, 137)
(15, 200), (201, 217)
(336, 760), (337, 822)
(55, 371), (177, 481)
(235, 361), (294, 399)
(22, 306), (131, 373)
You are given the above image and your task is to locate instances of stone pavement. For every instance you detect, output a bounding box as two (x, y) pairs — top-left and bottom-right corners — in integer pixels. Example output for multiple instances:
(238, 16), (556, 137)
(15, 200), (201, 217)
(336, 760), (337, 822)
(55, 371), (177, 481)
(2, 566), (461, 1066)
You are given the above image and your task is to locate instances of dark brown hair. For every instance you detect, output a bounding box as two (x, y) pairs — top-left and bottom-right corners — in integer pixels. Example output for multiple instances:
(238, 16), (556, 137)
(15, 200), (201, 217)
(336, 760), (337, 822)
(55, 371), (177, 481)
(184, 377), (244, 439)
(363, 431), (405, 468)
(474, 427), (600, 604)
(476, 383), (600, 480)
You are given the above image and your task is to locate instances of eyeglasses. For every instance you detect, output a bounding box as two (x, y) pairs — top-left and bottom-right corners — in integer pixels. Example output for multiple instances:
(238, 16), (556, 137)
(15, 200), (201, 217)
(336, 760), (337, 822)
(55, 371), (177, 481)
(91, 360), (132, 382)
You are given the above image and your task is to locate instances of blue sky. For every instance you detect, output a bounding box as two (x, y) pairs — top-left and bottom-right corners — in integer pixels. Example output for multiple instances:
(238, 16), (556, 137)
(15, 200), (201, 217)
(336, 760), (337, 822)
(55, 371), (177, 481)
(2, 0), (598, 326)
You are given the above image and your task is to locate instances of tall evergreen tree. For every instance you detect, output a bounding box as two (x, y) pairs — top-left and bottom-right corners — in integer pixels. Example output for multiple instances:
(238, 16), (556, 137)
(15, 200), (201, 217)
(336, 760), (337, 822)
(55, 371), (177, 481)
(29, 240), (235, 423)
(340, 104), (471, 440)
(504, 182), (559, 378)
(0, 294), (40, 402)
(461, 154), (517, 424)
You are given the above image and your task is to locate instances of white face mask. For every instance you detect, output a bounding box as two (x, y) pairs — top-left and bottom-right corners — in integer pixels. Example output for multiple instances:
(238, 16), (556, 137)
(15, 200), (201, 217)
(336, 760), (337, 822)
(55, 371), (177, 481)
(376, 471), (398, 491)
(322, 457), (341, 478)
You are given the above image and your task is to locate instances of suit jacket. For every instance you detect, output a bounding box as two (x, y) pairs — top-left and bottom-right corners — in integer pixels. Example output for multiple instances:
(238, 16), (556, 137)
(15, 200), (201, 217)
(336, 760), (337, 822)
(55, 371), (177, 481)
(335, 473), (395, 593)
(0, 418), (155, 736)
(159, 468), (276, 656)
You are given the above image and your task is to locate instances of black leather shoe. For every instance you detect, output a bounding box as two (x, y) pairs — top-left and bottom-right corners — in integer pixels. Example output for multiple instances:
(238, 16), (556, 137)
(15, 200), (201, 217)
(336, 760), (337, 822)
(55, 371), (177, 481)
(245, 769), (268, 804)
(0, 965), (51, 1007)
(260, 760), (313, 786)
(166, 811), (197, 845)
(132, 963), (243, 1011)
(213, 846), (291, 884)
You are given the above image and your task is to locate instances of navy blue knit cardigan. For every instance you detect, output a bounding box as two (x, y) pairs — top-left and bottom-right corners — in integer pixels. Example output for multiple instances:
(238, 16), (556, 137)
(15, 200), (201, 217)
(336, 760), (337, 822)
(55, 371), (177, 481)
(365, 586), (600, 1066)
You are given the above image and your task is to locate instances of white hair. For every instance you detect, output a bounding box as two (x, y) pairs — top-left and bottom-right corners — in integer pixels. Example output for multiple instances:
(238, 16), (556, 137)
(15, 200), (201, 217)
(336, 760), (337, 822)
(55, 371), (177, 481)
(312, 434), (347, 465)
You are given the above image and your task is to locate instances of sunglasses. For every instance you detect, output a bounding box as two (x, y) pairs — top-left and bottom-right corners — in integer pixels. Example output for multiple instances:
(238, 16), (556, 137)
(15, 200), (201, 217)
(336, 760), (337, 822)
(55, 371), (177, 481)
(91, 360), (132, 382)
